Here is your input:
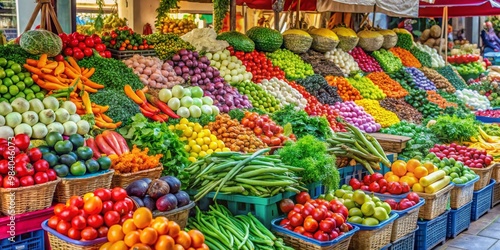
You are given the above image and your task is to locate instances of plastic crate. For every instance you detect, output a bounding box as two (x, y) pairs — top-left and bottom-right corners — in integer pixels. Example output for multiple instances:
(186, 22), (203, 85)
(0, 206), (54, 240)
(447, 201), (472, 238)
(390, 226), (418, 250)
(471, 179), (496, 221)
(271, 217), (359, 249)
(450, 175), (479, 209)
(0, 230), (45, 250)
(415, 210), (449, 250)
(492, 182), (500, 207)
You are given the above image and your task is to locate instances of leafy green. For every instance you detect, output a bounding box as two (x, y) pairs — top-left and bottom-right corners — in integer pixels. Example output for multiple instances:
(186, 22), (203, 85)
(228, 109), (245, 121)
(0, 44), (38, 65)
(120, 114), (190, 179)
(481, 124), (500, 136)
(164, 113), (216, 127)
(278, 135), (339, 192)
(89, 89), (140, 127)
(271, 105), (332, 141)
(381, 121), (440, 160)
(429, 115), (479, 143)
(78, 56), (143, 90)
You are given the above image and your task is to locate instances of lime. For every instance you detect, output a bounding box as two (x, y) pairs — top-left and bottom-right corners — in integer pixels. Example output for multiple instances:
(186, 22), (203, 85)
(35, 92), (45, 99)
(10, 64), (21, 74)
(9, 85), (19, 95)
(6, 61), (14, 68)
(0, 98), (6, 103)
(23, 88), (33, 94)
(3, 78), (12, 87)
(30, 85), (40, 92)
(10, 75), (19, 83)
(0, 58), (6, 67)
(16, 82), (25, 91)
(25, 93), (35, 101)
(0, 70), (5, 79)
(17, 73), (25, 81)
(5, 69), (14, 78)
(24, 77), (34, 86)
(16, 92), (25, 98)
(24, 72), (30, 78)
(0, 85), (7, 94)
(3, 93), (11, 99)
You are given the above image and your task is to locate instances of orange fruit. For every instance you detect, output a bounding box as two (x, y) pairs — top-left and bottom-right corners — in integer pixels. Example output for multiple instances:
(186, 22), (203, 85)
(414, 166), (429, 179)
(384, 171), (394, 179)
(407, 177), (419, 187)
(423, 162), (435, 173)
(406, 159), (421, 173)
(405, 172), (415, 177)
(133, 208), (153, 229)
(399, 176), (411, 185)
(391, 161), (407, 177)
(386, 175), (400, 182)
(412, 183), (424, 192)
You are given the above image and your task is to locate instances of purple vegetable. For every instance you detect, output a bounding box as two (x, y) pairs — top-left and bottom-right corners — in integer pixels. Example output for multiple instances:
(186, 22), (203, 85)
(332, 101), (380, 132)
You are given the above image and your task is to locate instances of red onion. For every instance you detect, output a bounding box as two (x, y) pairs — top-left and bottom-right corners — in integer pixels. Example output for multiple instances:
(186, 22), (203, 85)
(172, 55), (181, 61)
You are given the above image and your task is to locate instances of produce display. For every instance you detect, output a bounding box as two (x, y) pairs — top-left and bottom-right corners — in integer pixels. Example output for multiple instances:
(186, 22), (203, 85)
(476, 109), (500, 118)
(267, 49), (315, 80)
(355, 99), (400, 128)
(325, 48), (360, 75)
(282, 29), (313, 54)
(420, 67), (456, 93)
(448, 54), (481, 64)
(393, 28), (413, 50)
(366, 72), (408, 98)
(372, 49), (403, 73)
(124, 55), (184, 89)
(0, 58), (41, 102)
(404, 89), (442, 119)
(452, 61), (485, 77)
(404, 67), (437, 90)
(348, 172), (410, 195)
(325, 75), (362, 101)
(246, 26), (283, 53)
(349, 47), (383, 73)
(423, 153), (479, 184)
(391, 159), (451, 194)
(381, 121), (439, 159)
(429, 144), (492, 169)
(309, 28), (339, 52)
(206, 49), (253, 84)
(271, 105), (333, 140)
(19, 30), (63, 57)
(58, 32), (110, 61)
(299, 50), (344, 77)
(409, 46), (432, 68)
(145, 33), (196, 60)
(384, 193), (422, 211)
(237, 110), (291, 147)
(469, 81), (500, 107)
(332, 26), (359, 52)
(232, 81), (280, 112)
(152, 85), (217, 120)
(357, 30), (384, 52)
(216, 31), (255, 52)
(455, 89), (490, 110)
(419, 25), (443, 50)
(230, 48), (286, 83)
(157, 16), (197, 35)
(295, 74), (342, 105)
(111, 145), (161, 173)
(332, 101), (380, 133)
(101, 27), (150, 51)
(377, 29), (398, 49)
(389, 47), (421, 68)
(259, 78), (308, 110)
(426, 90), (458, 109)
(347, 74), (386, 100)
(415, 42), (446, 68)
(379, 98), (423, 124)
(181, 28), (229, 53)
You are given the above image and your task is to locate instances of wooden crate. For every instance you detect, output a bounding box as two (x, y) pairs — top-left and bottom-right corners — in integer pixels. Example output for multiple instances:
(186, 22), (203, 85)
(369, 133), (411, 153)
(108, 49), (156, 60)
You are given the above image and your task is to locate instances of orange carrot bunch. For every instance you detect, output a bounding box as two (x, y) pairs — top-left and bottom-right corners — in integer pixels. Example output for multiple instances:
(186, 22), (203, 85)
(389, 47), (422, 68)
(325, 75), (362, 101)
(426, 90), (458, 109)
(366, 72), (409, 98)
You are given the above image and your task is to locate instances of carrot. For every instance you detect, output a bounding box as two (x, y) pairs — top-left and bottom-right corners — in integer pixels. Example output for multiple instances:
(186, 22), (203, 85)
(81, 68), (89, 76)
(366, 72), (408, 98)
(67, 57), (81, 74)
(54, 62), (65, 76)
(82, 78), (104, 89)
(124, 85), (143, 105)
(101, 114), (114, 123)
(26, 59), (38, 67)
(76, 109), (86, 115)
(41, 68), (53, 74)
(43, 61), (58, 70)
(24, 64), (43, 75)
(92, 107), (101, 114)
(84, 68), (95, 78)
(31, 74), (39, 81)
(135, 90), (147, 102)
(81, 91), (94, 114)
(95, 120), (118, 129)
(37, 54), (48, 68)
(64, 67), (80, 79)
(41, 74), (64, 85)
(77, 81), (98, 93)
(389, 47), (422, 68)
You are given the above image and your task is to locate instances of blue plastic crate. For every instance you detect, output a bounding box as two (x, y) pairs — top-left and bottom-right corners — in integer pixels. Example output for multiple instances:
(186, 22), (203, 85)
(447, 201), (472, 238)
(381, 243), (392, 250)
(471, 179), (496, 221)
(415, 210), (449, 250)
(271, 217), (359, 248)
(0, 230), (45, 250)
(390, 226), (418, 250)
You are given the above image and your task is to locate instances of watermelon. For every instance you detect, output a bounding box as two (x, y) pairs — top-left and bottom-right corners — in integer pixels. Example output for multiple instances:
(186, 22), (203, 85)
(19, 29), (63, 57)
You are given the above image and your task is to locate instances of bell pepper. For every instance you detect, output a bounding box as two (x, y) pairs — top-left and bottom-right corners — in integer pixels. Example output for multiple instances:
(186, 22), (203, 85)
(101, 130), (123, 156)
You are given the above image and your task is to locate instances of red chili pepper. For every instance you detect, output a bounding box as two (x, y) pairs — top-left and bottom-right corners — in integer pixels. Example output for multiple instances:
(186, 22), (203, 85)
(85, 137), (101, 159)
(108, 131), (130, 154)
(145, 94), (179, 119)
(140, 107), (156, 117)
(157, 113), (169, 121)
(140, 103), (159, 114)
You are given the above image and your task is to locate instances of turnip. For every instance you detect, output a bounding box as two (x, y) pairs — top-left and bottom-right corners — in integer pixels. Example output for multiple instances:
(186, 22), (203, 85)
(55, 108), (70, 123)
(0, 126), (14, 139)
(168, 98), (181, 111)
(29, 99), (44, 113)
(14, 123), (32, 137)
(172, 85), (184, 98)
(202, 97), (213, 105)
(192, 98), (203, 107)
(201, 105), (213, 115)
(39, 109), (56, 125)
(77, 120), (90, 135)
(0, 115), (4, 126)
(42, 96), (59, 111)
(177, 107), (190, 118)
(189, 106), (201, 118)
(211, 106), (220, 116)
(69, 114), (81, 123)
(62, 101), (77, 115)
(159, 89), (172, 102)
(47, 122), (64, 134)
(63, 121), (78, 136)
(11, 98), (30, 113)
(22, 111), (39, 126)
(0, 102), (12, 116)
(32, 123), (48, 139)
(5, 112), (22, 128)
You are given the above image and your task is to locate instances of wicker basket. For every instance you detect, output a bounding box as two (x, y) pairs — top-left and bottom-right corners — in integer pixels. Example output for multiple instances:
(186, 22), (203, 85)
(111, 166), (163, 188)
(471, 164), (494, 191)
(54, 170), (114, 203)
(415, 183), (454, 220)
(450, 176), (479, 209)
(153, 201), (195, 229)
(491, 163), (500, 183)
(0, 178), (60, 215)
(391, 199), (424, 242)
(349, 215), (397, 250)
(42, 221), (106, 250)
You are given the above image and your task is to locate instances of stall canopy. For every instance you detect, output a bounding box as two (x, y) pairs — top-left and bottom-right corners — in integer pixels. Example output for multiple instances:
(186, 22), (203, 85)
(419, 0), (500, 17)
(235, 0), (316, 11)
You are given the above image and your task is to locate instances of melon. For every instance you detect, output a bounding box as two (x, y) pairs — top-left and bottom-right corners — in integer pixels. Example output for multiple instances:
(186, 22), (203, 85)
(377, 29), (398, 49)
(246, 27), (283, 52)
(309, 28), (339, 52)
(430, 25), (442, 39)
(357, 30), (384, 52)
(282, 29), (313, 54)
(332, 27), (359, 52)
(19, 29), (63, 57)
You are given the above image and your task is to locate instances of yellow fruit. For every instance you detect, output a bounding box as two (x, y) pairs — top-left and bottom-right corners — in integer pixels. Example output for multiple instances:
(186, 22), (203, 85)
(399, 176), (411, 185)
(168, 125), (175, 130)
(188, 122), (195, 127)
(199, 151), (207, 157)
(217, 141), (225, 148)
(223, 148), (231, 152)
(405, 172), (415, 177)
(406, 177), (418, 187)
(386, 175), (400, 182)
(180, 118), (189, 124)
(392, 161), (407, 177)
(197, 132), (205, 138)
(201, 145), (209, 151)
(188, 140), (197, 147)
(188, 157), (197, 162)
(412, 183), (424, 192)
(423, 162), (435, 173)
(193, 124), (203, 132)
(190, 152), (198, 158)
(191, 145), (201, 153)
(210, 135), (218, 141)
(414, 166), (429, 179)
(183, 128), (193, 137)
(206, 149), (214, 154)
(406, 159), (421, 173)
(203, 137), (211, 144)
(209, 142), (218, 150)
(384, 171), (394, 179)
(183, 145), (191, 152)
(177, 124), (187, 131)
(215, 148), (222, 152)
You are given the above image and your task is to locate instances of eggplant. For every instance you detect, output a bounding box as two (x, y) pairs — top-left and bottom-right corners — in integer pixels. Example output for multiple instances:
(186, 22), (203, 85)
(174, 191), (190, 207)
(156, 194), (178, 212)
(126, 180), (149, 198)
(160, 176), (181, 194)
(142, 195), (156, 211)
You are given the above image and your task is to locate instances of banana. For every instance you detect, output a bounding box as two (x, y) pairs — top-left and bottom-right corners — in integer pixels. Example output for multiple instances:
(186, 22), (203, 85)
(479, 127), (496, 143)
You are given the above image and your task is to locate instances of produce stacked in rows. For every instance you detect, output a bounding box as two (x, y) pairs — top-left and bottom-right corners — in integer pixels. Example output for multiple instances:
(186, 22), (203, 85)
(409, 47), (432, 68)
(123, 55), (184, 89)
(282, 29), (313, 54)
(325, 48), (360, 75)
(295, 74), (342, 105)
(181, 28), (230, 53)
(381, 122), (439, 159)
(355, 99), (400, 128)
(144, 33), (196, 60)
(347, 74), (385, 100)
(372, 49), (403, 73)
(414, 43), (446, 68)
(332, 101), (380, 133)
(206, 49), (253, 84)
(388, 159), (451, 194)
(379, 98), (423, 124)
(389, 47), (422, 68)
(231, 81), (281, 112)
(426, 90), (458, 109)
(348, 172), (410, 196)
(59, 32), (111, 60)
(349, 47), (383, 73)
(424, 153), (479, 184)
(393, 28), (413, 50)
(429, 144), (492, 169)
(404, 67), (437, 91)
(0, 57), (41, 102)
(110, 145), (162, 173)
(102, 27), (150, 51)
(455, 89), (490, 110)
(156, 85), (220, 120)
(420, 67), (456, 93)
(366, 72), (408, 98)
(267, 49), (315, 80)
(325, 76), (362, 101)
(332, 26), (359, 52)
(404, 89), (442, 119)
(157, 16), (198, 35)
(259, 78), (307, 110)
(299, 50), (344, 77)
(238, 111), (292, 147)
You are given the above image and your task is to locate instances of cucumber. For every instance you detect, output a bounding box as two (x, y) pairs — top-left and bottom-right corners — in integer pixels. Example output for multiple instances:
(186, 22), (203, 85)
(425, 176), (451, 194)
(419, 169), (446, 187)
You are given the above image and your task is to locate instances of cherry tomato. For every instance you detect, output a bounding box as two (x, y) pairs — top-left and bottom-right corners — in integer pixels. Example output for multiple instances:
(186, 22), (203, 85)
(87, 214), (104, 228)
(81, 227), (98, 240)
(56, 220), (71, 236)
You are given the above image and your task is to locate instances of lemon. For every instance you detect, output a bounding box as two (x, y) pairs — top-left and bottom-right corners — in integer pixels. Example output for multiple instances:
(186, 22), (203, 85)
(179, 137), (187, 141)
(193, 124), (203, 132)
(192, 145), (201, 153)
(177, 124), (187, 131)
(215, 148), (222, 152)
(188, 122), (195, 127)
(217, 141), (225, 148)
(199, 151), (207, 157)
(203, 129), (211, 135)
(197, 132), (205, 138)
(183, 128), (193, 137)
(222, 148), (231, 152)
(190, 152), (198, 158)
(190, 132), (198, 139)
(202, 145), (209, 151)
(180, 118), (189, 124)
(207, 149), (214, 155)
(188, 157), (197, 162)
(203, 137), (211, 144)
(209, 142), (218, 150)
(188, 140), (197, 147)
(184, 145), (191, 152)
(194, 138), (203, 145)
(210, 135), (218, 141)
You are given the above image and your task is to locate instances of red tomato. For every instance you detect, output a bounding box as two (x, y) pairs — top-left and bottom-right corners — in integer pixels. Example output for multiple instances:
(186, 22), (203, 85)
(279, 199), (295, 213)
(97, 226), (108, 238)
(71, 215), (87, 230)
(113, 200), (130, 215)
(319, 220), (335, 233)
(104, 211), (121, 227)
(46, 169), (57, 181)
(84, 37), (95, 48)
(54, 54), (65, 62)
(33, 160), (49, 172)
(289, 213), (304, 228)
(94, 188), (112, 201)
(102, 201), (114, 214)
(34, 172), (49, 184)
(311, 208), (326, 221)
(3, 176), (19, 188)
(331, 213), (345, 227)
(313, 231), (330, 241)
(27, 148), (42, 162)
(15, 153), (29, 163)
(13, 134), (30, 151)
(293, 226), (306, 234)
(81, 227), (98, 240)
(19, 176), (34, 186)
(0, 159), (9, 175)
(67, 228), (81, 240)
(64, 47), (74, 56)
(83, 196), (103, 215)
(73, 51), (84, 60)
(48, 216), (60, 229)
(68, 196), (84, 208)
(56, 220), (71, 236)
(303, 217), (318, 233)
(296, 192), (311, 205)
(110, 187), (127, 202)
(87, 214), (104, 228)
(123, 198), (134, 211)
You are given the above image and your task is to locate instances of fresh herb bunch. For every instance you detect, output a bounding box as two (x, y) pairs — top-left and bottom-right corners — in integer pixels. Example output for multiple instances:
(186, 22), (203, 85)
(145, 33), (196, 60)
(0, 44), (38, 65)
(271, 105), (332, 141)
(78, 56), (143, 90)
(213, 0), (230, 33)
(228, 108), (245, 121)
(279, 135), (339, 192)
(89, 89), (140, 127)
(295, 74), (342, 105)
(429, 115), (479, 143)
(155, 0), (179, 29)
(381, 121), (440, 160)
(121, 114), (190, 178)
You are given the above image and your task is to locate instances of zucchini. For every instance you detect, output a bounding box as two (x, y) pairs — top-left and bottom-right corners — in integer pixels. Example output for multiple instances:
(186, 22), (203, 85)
(425, 176), (451, 194)
(419, 169), (446, 187)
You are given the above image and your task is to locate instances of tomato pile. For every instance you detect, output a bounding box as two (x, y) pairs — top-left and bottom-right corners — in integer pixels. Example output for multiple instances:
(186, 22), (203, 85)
(47, 187), (134, 241)
(476, 109), (500, 118)
(288, 81), (345, 132)
(447, 54), (480, 64)
(384, 192), (421, 211)
(229, 47), (285, 83)
(0, 134), (57, 188)
(57, 32), (111, 60)
(429, 143), (493, 168)
(101, 207), (208, 249)
(102, 27), (151, 51)
(349, 173), (410, 195)
(240, 111), (294, 146)
(279, 192), (354, 242)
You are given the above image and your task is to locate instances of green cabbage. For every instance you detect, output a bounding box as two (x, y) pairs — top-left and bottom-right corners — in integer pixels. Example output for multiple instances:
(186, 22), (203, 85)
(19, 29), (62, 57)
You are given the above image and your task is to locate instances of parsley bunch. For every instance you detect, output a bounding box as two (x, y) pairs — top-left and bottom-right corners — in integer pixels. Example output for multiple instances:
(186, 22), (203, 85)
(271, 105), (332, 141)
(429, 115), (479, 143)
